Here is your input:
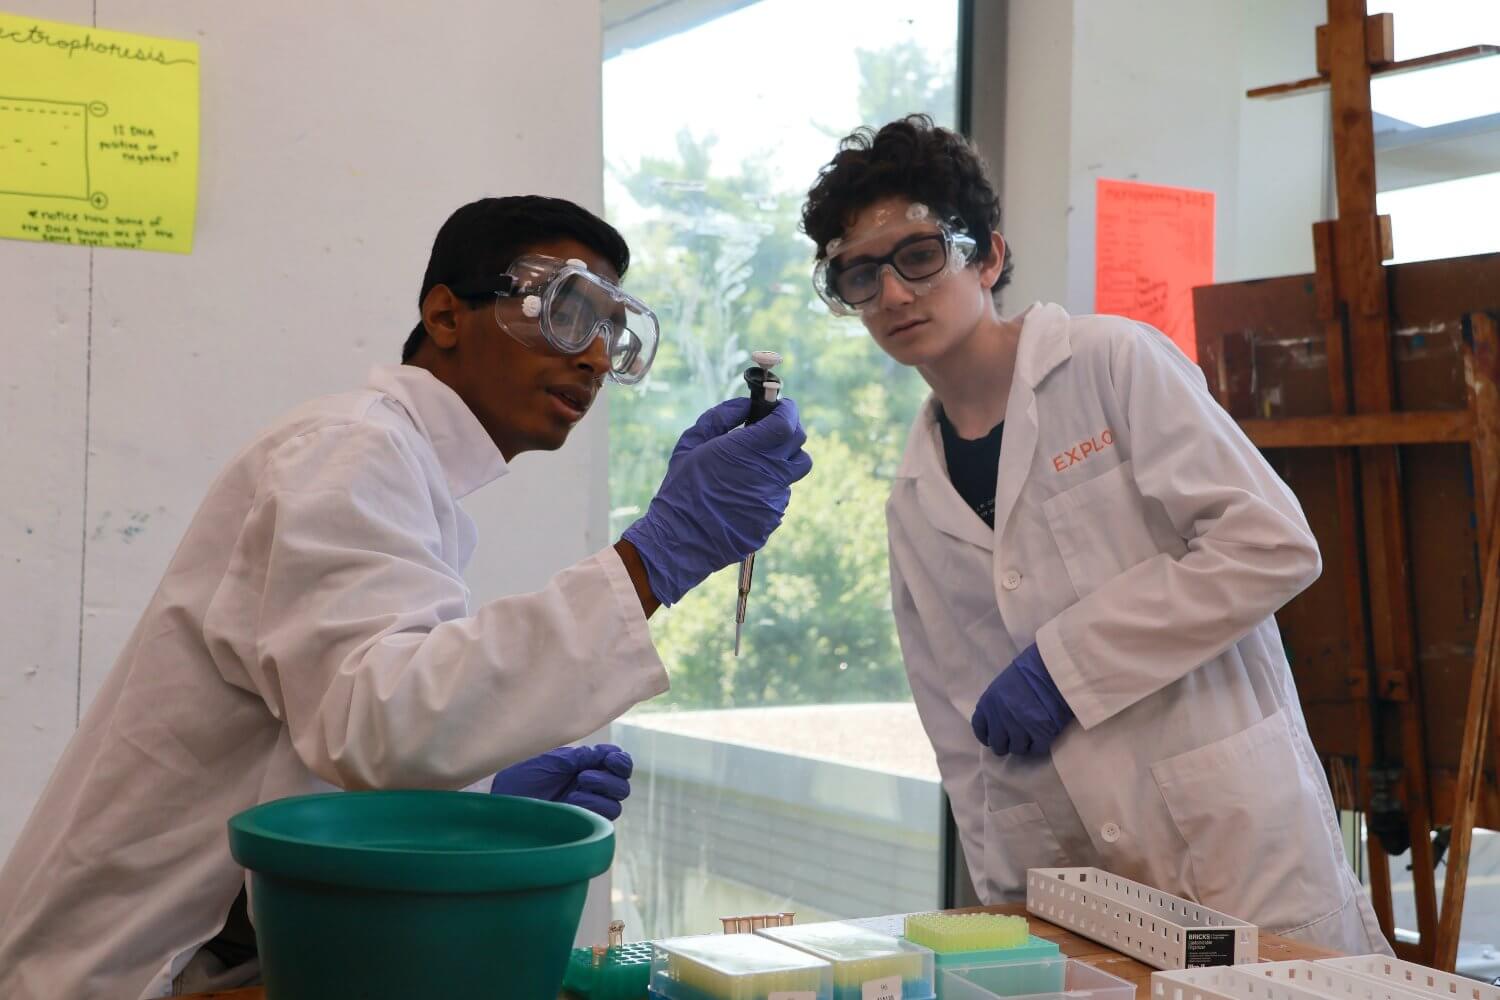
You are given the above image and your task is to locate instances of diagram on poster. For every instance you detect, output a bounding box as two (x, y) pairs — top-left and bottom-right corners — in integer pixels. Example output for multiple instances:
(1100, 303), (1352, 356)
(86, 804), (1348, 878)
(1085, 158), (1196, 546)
(0, 12), (199, 253)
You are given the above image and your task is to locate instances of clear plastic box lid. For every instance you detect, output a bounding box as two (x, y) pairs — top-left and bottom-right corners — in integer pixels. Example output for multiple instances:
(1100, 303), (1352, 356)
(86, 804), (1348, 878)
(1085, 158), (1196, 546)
(650, 933), (834, 1000)
(759, 922), (936, 995)
(940, 957), (1136, 1000)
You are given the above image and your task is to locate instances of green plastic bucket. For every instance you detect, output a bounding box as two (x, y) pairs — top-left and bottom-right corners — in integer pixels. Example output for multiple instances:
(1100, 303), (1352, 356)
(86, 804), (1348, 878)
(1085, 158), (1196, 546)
(228, 790), (614, 1000)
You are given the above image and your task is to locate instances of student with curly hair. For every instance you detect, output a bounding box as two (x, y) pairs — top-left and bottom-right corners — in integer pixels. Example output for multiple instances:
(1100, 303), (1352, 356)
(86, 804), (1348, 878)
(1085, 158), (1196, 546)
(802, 116), (1387, 953)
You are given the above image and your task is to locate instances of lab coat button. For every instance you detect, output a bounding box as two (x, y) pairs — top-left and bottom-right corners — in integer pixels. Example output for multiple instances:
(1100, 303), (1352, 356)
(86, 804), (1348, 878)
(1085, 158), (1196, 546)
(1001, 570), (1022, 591)
(1101, 822), (1121, 844)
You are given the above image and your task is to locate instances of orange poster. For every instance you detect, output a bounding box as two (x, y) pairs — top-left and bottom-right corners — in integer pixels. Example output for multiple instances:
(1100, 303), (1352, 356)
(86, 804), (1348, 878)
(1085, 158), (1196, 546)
(1095, 178), (1215, 361)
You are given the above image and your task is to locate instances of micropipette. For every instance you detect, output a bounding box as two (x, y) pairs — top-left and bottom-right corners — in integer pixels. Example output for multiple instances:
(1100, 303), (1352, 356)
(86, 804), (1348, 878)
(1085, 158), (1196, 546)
(736, 350), (783, 656)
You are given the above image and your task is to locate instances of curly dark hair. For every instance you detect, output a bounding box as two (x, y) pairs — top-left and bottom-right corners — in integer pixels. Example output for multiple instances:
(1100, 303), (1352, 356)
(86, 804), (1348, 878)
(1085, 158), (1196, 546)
(802, 114), (1013, 300)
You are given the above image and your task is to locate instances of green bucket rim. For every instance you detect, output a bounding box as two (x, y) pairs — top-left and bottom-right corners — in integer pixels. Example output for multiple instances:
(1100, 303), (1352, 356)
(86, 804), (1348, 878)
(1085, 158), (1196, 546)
(228, 790), (614, 894)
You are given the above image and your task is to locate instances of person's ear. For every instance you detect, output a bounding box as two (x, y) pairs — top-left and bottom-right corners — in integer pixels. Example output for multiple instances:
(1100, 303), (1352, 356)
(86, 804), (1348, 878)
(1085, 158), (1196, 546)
(422, 285), (464, 350)
(977, 233), (1006, 291)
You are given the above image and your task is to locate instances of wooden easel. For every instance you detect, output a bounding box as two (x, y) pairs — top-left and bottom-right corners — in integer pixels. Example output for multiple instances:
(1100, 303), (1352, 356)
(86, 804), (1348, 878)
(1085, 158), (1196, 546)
(1192, 0), (1500, 970)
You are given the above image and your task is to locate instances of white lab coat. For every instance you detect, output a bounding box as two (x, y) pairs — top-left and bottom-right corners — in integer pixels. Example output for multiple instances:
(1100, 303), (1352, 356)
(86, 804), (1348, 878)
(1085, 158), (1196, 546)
(889, 304), (1389, 953)
(0, 365), (669, 1000)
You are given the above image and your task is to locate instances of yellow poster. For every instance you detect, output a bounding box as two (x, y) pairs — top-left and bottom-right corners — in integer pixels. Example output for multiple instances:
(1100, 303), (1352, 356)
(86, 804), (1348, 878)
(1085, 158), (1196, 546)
(0, 12), (198, 253)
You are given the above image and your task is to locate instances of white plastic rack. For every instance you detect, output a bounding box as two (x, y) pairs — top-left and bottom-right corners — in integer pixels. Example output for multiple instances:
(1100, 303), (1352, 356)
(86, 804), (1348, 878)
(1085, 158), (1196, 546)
(1319, 956), (1500, 1000)
(1026, 868), (1258, 970)
(1153, 960), (1442, 1000)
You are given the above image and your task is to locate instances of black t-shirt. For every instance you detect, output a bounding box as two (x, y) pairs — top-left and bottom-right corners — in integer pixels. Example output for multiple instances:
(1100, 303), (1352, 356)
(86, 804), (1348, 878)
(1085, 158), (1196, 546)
(937, 406), (1003, 528)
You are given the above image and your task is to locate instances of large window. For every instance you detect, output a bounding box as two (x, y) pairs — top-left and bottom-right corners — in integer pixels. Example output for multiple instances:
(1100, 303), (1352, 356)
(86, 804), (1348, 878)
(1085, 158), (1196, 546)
(603, 0), (960, 939)
(1368, 0), (1500, 264)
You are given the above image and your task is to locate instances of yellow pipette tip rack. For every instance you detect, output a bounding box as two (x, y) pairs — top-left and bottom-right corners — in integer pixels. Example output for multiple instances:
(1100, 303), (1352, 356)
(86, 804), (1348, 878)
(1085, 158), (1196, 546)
(903, 913), (1030, 955)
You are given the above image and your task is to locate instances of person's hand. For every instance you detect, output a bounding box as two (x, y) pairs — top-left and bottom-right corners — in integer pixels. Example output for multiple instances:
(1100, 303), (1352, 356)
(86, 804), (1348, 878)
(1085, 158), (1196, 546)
(621, 397), (813, 606)
(489, 744), (633, 820)
(971, 644), (1074, 756)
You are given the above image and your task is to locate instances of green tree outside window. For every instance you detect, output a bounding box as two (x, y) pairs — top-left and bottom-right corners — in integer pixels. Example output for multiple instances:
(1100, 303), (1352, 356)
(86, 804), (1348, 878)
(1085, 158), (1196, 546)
(607, 41), (957, 710)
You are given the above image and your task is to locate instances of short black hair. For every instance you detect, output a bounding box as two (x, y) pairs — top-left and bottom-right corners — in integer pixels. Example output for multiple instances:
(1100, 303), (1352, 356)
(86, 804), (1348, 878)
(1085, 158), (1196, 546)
(802, 114), (1013, 301)
(402, 195), (630, 363)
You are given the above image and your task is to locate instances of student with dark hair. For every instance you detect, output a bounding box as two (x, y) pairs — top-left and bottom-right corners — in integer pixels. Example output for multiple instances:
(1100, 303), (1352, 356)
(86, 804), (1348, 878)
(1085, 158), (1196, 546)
(803, 117), (1387, 953)
(0, 195), (813, 999)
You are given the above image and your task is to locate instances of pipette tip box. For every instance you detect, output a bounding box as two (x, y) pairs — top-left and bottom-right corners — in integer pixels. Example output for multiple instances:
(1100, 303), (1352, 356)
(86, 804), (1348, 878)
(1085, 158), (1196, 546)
(903, 913), (1060, 973)
(941, 957), (1135, 1000)
(649, 932), (834, 1000)
(758, 921), (937, 1000)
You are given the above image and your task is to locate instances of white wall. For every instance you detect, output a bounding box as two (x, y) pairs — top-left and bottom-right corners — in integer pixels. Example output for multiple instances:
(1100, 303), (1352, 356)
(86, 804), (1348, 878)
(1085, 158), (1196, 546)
(1232, 0), (1330, 281)
(1063, 0), (1244, 309)
(997, 0), (1330, 314)
(997, 0), (1075, 313)
(0, 0), (94, 867)
(0, 0), (609, 862)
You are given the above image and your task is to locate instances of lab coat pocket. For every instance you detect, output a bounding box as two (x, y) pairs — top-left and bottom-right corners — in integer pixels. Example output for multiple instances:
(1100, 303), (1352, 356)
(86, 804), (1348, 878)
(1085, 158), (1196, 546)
(981, 801), (1067, 903)
(1151, 710), (1345, 931)
(1042, 461), (1163, 599)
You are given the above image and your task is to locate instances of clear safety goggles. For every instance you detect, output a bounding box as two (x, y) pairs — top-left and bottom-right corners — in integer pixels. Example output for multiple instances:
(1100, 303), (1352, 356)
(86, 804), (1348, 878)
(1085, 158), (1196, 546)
(812, 203), (978, 317)
(450, 254), (660, 385)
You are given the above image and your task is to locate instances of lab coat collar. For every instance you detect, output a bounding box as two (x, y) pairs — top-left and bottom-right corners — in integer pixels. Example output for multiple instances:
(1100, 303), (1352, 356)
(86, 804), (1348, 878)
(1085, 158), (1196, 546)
(1014, 302), (1074, 389)
(367, 364), (508, 499)
(984, 302), (1073, 548)
(896, 400), (996, 551)
(892, 303), (1076, 551)
(897, 398), (944, 481)
(894, 303), (1073, 480)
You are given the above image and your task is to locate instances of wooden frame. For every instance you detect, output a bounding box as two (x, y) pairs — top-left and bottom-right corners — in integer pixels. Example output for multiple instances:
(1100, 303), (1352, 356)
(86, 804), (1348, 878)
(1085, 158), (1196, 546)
(1195, 0), (1500, 971)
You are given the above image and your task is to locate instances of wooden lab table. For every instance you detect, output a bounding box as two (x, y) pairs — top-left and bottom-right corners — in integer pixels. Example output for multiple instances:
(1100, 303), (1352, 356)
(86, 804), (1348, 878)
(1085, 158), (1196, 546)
(180, 903), (1338, 999)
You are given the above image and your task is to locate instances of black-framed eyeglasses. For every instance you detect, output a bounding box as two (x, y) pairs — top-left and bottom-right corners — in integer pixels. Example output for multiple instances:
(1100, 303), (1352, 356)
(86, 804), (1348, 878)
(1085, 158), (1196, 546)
(821, 231), (977, 310)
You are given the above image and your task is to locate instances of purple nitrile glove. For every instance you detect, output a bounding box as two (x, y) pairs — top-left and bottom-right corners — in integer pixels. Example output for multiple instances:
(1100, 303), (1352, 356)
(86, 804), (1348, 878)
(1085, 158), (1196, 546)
(971, 643), (1075, 756)
(489, 744), (634, 821)
(621, 396), (813, 607)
